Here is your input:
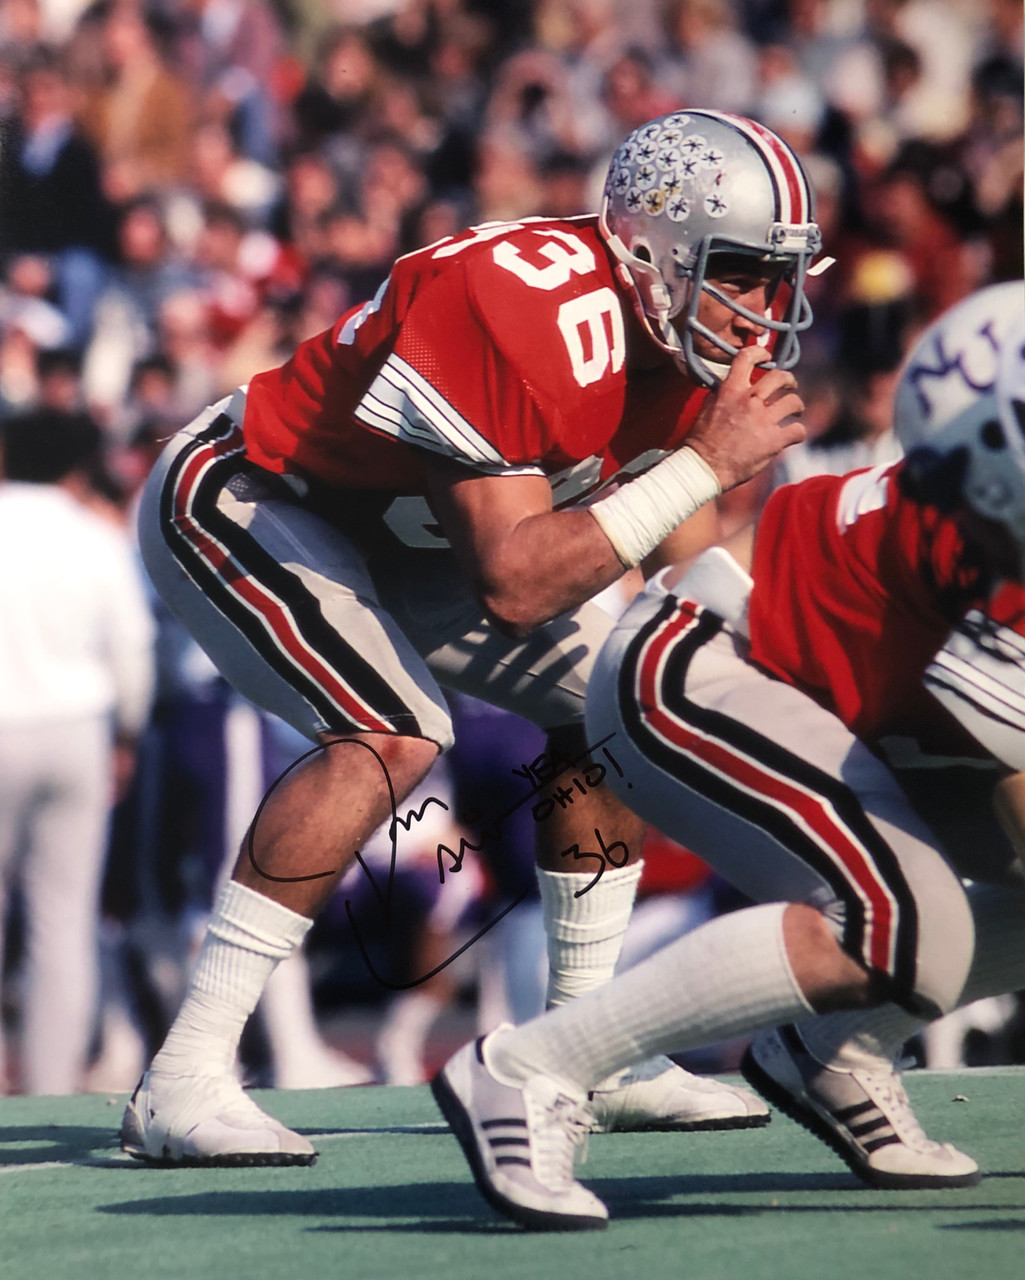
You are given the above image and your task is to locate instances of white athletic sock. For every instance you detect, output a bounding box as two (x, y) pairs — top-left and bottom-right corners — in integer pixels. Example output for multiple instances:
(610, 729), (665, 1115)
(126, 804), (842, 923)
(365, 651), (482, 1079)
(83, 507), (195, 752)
(488, 901), (813, 1089)
(150, 881), (312, 1078)
(376, 990), (446, 1085)
(538, 861), (643, 1006)
(797, 882), (1025, 1068)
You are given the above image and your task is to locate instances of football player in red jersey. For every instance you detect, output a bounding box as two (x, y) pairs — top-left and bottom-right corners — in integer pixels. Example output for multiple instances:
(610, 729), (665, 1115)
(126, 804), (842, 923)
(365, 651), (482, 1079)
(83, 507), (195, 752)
(123, 110), (821, 1165)
(430, 282), (1025, 1229)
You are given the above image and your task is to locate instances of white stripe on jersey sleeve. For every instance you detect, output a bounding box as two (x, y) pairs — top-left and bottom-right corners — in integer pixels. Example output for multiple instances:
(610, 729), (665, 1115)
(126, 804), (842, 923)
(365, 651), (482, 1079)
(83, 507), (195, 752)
(923, 610), (1025, 769)
(355, 353), (543, 476)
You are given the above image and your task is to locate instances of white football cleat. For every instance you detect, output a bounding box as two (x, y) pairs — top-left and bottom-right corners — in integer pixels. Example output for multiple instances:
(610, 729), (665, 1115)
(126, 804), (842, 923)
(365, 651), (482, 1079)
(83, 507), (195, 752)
(120, 1070), (317, 1167)
(741, 1025), (981, 1189)
(432, 1033), (609, 1231)
(273, 1046), (375, 1090)
(588, 1055), (771, 1133)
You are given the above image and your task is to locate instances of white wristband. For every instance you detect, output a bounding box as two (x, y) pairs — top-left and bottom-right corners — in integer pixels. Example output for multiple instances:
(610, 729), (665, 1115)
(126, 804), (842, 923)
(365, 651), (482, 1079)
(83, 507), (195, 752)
(589, 446), (721, 568)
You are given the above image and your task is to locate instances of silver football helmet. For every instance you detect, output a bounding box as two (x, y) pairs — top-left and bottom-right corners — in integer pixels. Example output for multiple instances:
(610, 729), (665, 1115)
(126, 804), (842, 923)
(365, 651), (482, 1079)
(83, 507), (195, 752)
(895, 280), (1025, 574)
(598, 109), (822, 387)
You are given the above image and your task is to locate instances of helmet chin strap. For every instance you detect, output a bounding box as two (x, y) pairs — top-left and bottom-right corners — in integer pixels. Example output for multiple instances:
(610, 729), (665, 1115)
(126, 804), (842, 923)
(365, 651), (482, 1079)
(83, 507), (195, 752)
(700, 356), (732, 384)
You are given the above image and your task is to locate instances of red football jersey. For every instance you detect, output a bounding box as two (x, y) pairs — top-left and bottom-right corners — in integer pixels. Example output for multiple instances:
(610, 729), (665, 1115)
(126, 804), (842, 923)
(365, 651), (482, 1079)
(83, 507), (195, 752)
(242, 217), (707, 544)
(748, 462), (1025, 759)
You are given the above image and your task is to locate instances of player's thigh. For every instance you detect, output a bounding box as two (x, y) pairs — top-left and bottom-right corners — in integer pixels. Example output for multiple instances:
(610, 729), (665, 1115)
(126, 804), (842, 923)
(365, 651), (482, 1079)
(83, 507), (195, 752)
(427, 602), (613, 730)
(587, 594), (974, 1015)
(377, 545), (614, 731)
(137, 413), (454, 750)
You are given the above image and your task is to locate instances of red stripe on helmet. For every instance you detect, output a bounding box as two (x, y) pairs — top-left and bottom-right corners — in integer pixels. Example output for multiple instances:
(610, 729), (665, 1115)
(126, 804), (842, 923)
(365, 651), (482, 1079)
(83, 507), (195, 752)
(713, 111), (810, 225)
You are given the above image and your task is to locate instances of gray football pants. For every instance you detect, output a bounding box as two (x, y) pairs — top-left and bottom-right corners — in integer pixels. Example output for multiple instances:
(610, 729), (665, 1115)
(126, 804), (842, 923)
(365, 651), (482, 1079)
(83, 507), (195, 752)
(586, 590), (986, 1020)
(136, 398), (616, 751)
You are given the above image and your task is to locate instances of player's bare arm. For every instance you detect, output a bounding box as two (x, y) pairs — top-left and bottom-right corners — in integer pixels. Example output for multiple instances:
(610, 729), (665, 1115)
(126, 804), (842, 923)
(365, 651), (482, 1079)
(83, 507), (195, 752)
(425, 463), (625, 637)
(993, 771), (1025, 880)
(427, 345), (804, 637)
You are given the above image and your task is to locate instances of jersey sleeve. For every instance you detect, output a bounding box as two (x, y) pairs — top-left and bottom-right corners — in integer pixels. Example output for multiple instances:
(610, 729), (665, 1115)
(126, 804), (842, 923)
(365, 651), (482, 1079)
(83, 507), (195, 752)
(353, 223), (626, 474)
(923, 600), (1025, 769)
(353, 265), (545, 474)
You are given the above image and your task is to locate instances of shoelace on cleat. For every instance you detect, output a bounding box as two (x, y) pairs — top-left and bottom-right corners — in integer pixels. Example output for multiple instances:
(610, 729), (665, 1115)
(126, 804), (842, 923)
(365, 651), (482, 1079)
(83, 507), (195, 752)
(853, 1069), (942, 1154)
(528, 1092), (592, 1190)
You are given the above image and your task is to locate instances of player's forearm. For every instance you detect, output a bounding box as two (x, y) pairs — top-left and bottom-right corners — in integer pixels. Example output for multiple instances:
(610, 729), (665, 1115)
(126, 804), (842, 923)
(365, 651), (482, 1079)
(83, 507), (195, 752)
(993, 771), (1025, 878)
(429, 450), (725, 636)
(475, 507), (627, 637)
(473, 449), (728, 635)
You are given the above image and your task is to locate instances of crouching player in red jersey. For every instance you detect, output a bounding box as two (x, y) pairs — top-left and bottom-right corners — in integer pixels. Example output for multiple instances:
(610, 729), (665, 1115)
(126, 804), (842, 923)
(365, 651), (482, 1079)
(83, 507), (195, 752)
(432, 281), (1025, 1229)
(122, 110), (820, 1165)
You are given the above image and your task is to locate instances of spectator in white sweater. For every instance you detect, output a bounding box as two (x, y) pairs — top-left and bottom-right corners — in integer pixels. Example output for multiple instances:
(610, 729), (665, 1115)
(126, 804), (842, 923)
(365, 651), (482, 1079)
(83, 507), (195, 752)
(0, 409), (155, 1094)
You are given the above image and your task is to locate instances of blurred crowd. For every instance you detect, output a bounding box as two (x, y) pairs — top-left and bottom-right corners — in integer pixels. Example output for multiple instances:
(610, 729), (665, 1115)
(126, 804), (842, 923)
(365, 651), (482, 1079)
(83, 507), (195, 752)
(0, 0), (1022, 1095)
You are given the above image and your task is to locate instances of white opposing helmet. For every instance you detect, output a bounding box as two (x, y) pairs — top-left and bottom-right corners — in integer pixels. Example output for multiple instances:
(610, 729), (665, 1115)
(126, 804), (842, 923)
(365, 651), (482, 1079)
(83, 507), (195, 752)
(895, 280), (1025, 571)
(997, 302), (1025, 456)
(598, 109), (822, 387)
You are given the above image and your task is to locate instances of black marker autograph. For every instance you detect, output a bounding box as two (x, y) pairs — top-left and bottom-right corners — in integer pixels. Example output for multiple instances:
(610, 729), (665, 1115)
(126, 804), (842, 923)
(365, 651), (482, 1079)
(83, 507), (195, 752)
(247, 733), (631, 988)
(435, 738), (629, 899)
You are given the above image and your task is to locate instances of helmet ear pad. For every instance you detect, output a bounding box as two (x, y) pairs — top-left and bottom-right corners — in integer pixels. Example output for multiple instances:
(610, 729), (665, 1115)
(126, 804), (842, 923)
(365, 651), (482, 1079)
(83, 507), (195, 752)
(898, 444), (971, 513)
(1010, 397), (1025, 440)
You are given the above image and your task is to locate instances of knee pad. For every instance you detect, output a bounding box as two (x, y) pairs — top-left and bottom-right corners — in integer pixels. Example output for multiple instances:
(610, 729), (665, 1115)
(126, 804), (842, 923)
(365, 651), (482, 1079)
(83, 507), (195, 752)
(890, 879), (976, 1021)
(818, 875), (975, 1022)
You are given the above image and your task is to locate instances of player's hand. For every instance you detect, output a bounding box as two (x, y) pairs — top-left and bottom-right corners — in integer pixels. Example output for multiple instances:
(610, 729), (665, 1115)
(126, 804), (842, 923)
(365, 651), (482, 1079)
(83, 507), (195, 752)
(685, 346), (806, 492)
(111, 737), (138, 805)
(993, 770), (1025, 877)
